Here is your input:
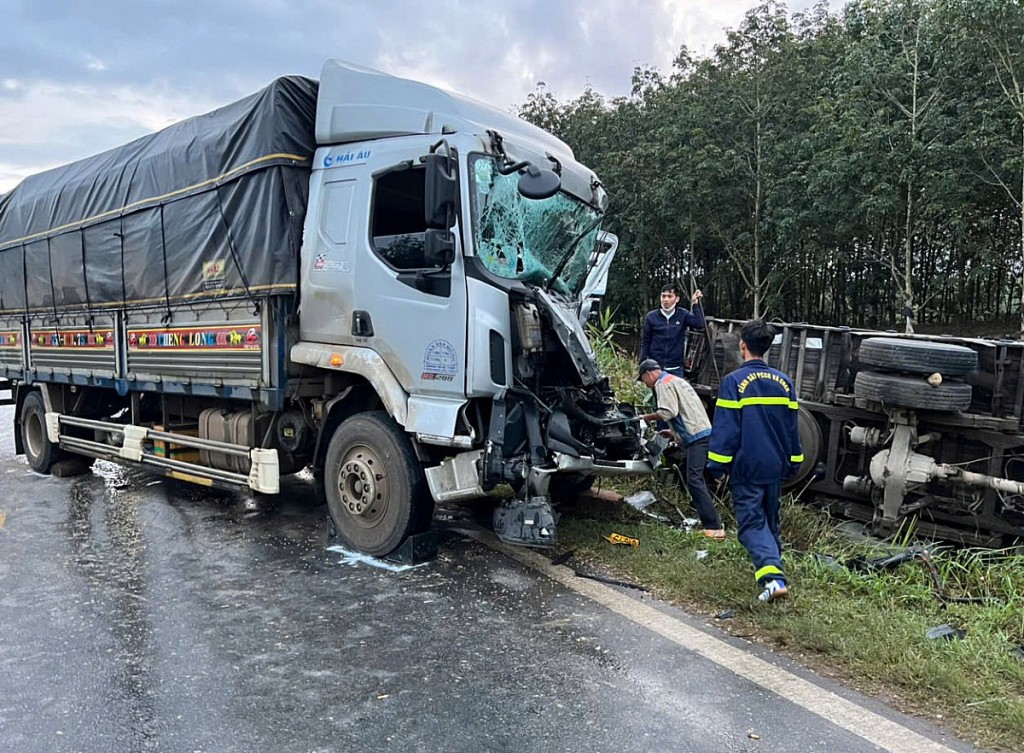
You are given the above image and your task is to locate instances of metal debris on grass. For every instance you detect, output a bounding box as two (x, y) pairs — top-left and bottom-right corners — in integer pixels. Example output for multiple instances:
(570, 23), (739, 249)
(926, 624), (967, 641)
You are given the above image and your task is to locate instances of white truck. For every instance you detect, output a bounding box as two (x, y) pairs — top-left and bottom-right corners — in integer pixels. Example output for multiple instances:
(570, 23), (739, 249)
(0, 60), (651, 556)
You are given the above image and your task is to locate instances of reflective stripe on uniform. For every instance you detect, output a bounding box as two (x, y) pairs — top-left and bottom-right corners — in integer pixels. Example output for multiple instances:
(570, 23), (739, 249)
(791, 454), (804, 463)
(707, 451), (733, 464)
(716, 397), (799, 410)
(755, 564), (785, 582)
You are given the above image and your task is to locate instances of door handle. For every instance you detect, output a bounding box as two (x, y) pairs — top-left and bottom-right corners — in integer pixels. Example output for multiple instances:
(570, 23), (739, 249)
(352, 311), (374, 337)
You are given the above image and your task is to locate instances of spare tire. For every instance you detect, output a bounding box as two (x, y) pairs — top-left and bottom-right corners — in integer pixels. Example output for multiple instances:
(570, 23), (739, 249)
(858, 337), (977, 377)
(854, 370), (972, 411)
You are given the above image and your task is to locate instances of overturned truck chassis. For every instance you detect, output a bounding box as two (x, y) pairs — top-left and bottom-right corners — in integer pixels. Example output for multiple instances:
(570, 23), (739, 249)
(690, 321), (1024, 545)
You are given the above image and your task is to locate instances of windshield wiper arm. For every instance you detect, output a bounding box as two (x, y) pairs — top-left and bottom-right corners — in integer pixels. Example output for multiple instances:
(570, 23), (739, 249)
(545, 215), (605, 291)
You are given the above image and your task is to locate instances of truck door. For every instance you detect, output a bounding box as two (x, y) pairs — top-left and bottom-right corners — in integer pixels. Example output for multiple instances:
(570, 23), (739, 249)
(301, 153), (469, 401)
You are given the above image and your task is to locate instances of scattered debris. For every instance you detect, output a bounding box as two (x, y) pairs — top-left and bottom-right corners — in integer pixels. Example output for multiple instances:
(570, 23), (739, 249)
(603, 532), (640, 547)
(926, 624), (966, 641)
(810, 553), (844, 573)
(623, 490), (657, 511)
(677, 517), (701, 532)
(843, 547), (988, 605)
(573, 570), (649, 592)
(549, 550), (574, 567)
(0, 511), (6, 531)
(748, 731), (761, 740)
(715, 609), (735, 620)
(326, 545), (427, 573)
(1010, 645), (1024, 661)
(695, 549), (708, 560)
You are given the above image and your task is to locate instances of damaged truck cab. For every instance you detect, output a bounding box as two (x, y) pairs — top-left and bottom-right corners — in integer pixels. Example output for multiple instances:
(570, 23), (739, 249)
(0, 60), (650, 557)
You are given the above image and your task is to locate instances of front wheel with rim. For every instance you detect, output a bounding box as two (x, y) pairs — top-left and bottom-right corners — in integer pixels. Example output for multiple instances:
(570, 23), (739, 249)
(20, 390), (64, 474)
(323, 412), (430, 557)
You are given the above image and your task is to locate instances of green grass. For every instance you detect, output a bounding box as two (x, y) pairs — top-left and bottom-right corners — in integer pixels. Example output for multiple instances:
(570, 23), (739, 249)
(567, 334), (1024, 751)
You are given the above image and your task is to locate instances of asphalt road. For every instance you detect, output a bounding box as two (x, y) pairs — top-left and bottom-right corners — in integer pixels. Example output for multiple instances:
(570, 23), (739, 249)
(0, 405), (986, 753)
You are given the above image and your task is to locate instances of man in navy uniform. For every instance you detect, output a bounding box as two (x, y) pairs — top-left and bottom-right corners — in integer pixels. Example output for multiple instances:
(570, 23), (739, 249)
(639, 283), (704, 377)
(706, 319), (803, 603)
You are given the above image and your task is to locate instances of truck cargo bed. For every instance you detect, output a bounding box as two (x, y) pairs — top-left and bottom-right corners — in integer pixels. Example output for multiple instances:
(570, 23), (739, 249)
(0, 295), (290, 409)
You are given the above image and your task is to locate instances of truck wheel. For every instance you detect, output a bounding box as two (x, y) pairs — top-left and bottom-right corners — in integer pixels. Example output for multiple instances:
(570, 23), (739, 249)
(324, 412), (428, 556)
(853, 370), (972, 412)
(21, 391), (64, 474)
(783, 407), (822, 490)
(857, 337), (977, 377)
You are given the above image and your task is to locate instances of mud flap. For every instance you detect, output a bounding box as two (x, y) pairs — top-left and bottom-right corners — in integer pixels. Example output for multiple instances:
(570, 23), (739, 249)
(493, 496), (558, 548)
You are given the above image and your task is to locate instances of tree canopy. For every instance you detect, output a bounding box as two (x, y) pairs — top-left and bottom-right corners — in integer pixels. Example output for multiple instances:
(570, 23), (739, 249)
(516, 0), (1024, 335)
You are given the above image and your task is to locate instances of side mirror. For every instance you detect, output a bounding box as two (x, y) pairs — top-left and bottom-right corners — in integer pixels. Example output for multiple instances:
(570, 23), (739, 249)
(517, 164), (561, 200)
(424, 228), (456, 267)
(424, 152), (457, 229)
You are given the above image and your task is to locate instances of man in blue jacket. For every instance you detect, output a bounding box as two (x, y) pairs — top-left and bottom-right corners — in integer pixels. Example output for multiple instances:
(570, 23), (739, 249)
(707, 320), (803, 603)
(639, 283), (705, 377)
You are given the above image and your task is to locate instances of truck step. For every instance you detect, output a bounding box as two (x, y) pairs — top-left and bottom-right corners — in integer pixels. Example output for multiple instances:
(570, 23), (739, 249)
(52, 413), (280, 493)
(0, 379), (14, 407)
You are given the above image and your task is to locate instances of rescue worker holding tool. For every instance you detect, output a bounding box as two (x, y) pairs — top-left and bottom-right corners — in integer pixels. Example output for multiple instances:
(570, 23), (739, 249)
(640, 284), (705, 377)
(706, 320), (803, 603)
(637, 359), (725, 540)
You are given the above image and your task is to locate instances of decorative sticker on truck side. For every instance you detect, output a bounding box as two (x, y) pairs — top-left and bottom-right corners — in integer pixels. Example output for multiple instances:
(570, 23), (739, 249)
(322, 149), (371, 168)
(0, 331), (22, 349)
(202, 260), (227, 291)
(313, 252), (349, 272)
(31, 330), (114, 349)
(127, 325), (262, 351)
(422, 339), (457, 381)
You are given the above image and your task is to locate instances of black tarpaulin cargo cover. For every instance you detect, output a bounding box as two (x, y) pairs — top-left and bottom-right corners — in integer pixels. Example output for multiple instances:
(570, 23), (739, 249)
(0, 76), (318, 314)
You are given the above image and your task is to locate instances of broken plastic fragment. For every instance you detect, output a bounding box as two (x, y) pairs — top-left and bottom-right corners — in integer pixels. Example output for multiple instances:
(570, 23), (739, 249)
(326, 545), (426, 573)
(925, 624), (966, 641)
(603, 532), (640, 547)
(624, 490), (657, 510)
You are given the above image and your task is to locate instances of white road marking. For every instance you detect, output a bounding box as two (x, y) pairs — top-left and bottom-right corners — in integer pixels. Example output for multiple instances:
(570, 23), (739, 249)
(458, 526), (960, 753)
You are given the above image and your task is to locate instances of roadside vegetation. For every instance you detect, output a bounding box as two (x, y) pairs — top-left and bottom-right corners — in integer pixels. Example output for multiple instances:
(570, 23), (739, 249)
(518, 0), (1024, 336)
(564, 330), (1024, 751)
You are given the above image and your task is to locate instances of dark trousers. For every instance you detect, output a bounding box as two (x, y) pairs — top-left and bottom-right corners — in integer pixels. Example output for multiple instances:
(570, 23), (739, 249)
(677, 438), (722, 530)
(731, 480), (785, 585)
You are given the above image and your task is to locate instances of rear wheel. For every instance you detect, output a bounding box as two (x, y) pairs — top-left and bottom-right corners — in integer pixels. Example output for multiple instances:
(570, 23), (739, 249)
(853, 370), (972, 412)
(324, 412), (430, 556)
(857, 337), (978, 376)
(21, 391), (64, 474)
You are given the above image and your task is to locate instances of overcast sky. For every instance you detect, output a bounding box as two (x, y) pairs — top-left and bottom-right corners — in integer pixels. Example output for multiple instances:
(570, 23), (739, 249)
(0, 0), (839, 193)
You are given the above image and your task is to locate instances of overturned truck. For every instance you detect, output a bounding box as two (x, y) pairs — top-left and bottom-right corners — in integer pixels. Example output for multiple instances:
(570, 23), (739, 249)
(689, 320), (1024, 545)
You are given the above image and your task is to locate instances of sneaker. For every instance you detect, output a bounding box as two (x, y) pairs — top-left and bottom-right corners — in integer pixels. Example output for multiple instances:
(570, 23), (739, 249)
(758, 579), (789, 603)
(702, 529), (726, 541)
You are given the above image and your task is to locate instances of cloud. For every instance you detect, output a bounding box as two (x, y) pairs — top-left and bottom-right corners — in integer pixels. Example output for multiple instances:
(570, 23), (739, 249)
(0, 0), (839, 192)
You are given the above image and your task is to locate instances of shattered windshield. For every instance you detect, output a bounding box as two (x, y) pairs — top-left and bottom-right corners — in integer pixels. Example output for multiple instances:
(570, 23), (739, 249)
(469, 154), (603, 296)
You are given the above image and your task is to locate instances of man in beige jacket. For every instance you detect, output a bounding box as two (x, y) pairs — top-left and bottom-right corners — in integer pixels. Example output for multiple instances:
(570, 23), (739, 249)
(638, 359), (725, 540)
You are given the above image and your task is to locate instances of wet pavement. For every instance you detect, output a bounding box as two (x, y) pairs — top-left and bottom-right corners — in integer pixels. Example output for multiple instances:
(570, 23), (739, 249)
(0, 406), (986, 753)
